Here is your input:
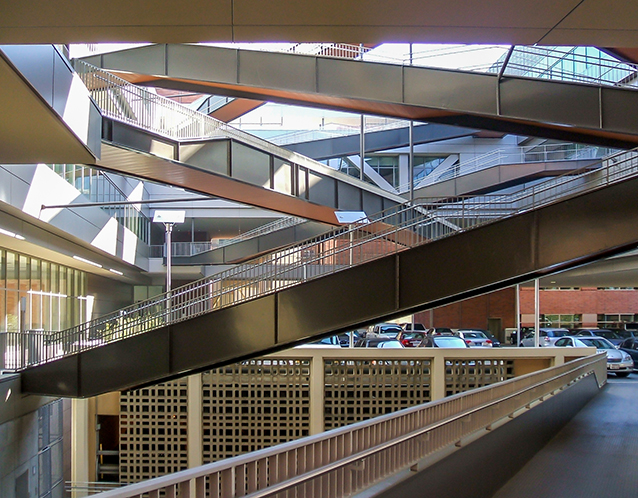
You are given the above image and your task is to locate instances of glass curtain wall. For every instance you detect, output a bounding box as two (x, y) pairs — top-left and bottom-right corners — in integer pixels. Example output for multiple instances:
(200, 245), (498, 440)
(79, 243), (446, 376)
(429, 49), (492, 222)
(48, 164), (151, 244)
(0, 248), (87, 332)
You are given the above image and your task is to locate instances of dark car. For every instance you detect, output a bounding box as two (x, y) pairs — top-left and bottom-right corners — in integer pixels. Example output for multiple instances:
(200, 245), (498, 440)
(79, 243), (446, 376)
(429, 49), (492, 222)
(336, 331), (363, 346)
(355, 337), (404, 348)
(426, 327), (454, 335)
(400, 322), (427, 331)
(619, 337), (638, 370)
(573, 328), (624, 346)
(396, 331), (427, 347)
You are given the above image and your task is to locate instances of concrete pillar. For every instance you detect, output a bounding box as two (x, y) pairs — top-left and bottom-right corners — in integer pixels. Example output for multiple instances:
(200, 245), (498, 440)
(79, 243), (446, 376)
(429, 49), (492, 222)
(430, 355), (446, 401)
(187, 374), (203, 468)
(309, 351), (325, 435)
(71, 398), (90, 498)
(187, 373), (203, 498)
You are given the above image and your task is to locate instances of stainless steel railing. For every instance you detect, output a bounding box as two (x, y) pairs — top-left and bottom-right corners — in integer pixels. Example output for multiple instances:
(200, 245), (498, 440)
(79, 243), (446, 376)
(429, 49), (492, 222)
(149, 217), (307, 258)
(74, 60), (399, 202)
(13, 147), (638, 370)
(395, 143), (612, 193)
(85, 352), (607, 498)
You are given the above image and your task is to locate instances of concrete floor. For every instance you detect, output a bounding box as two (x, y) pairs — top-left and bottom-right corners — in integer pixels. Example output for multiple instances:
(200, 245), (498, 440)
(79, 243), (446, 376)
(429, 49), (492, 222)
(492, 375), (638, 497)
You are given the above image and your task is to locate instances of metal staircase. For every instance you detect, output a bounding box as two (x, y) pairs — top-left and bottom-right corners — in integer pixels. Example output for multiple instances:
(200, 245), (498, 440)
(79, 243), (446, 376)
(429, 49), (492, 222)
(15, 149), (638, 390)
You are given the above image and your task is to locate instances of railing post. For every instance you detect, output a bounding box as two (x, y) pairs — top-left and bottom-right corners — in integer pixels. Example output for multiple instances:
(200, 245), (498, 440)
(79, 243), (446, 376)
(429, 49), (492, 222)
(309, 351), (325, 435)
(430, 353), (446, 401)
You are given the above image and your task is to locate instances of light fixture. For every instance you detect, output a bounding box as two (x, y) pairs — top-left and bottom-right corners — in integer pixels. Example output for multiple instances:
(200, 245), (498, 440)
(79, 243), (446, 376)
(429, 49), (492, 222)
(109, 268), (124, 276)
(153, 210), (186, 294)
(73, 255), (103, 268)
(28, 289), (68, 298)
(0, 227), (25, 240)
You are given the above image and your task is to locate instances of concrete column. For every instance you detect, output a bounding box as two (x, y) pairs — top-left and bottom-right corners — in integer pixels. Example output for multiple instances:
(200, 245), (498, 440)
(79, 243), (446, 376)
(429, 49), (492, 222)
(309, 351), (325, 435)
(534, 279), (540, 347)
(359, 115), (365, 181)
(71, 398), (90, 498)
(515, 284), (521, 347)
(187, 373), (203, 498)
(187, 374), (203, 468)
(430, 354), (446, 401)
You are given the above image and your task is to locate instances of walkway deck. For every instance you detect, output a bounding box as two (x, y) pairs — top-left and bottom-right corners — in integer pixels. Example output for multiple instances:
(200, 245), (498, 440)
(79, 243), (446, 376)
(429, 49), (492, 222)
(493, 376), (638, 497)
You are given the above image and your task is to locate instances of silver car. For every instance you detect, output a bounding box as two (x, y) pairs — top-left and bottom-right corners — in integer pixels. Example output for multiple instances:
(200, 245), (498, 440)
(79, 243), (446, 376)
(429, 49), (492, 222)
(456, 329), (493, 347)
(554, 336), (633, 377)
(520, 328), (570, 347)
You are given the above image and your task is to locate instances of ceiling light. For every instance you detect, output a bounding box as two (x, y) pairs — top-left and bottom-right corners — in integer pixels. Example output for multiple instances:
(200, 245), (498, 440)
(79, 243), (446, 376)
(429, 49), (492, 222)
(0, 227), (25, 240)
(73, 255), (103, 268)
(109, 268), (124, 276)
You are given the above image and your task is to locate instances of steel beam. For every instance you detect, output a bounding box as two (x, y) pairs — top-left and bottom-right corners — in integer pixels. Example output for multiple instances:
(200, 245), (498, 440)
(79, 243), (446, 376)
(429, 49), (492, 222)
(83, 44), (638, 148)
(20, 174), (638, 397)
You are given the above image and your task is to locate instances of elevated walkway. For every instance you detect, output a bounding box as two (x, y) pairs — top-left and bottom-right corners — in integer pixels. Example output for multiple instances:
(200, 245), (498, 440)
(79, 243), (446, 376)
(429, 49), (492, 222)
(52, 353), (608, 498)
(18, 150), (638, 396)
(412, 158), (601, 198)
(282, 123), (478, 160)
(171, 219), (331, 265)
(79, 64), (405, 225)
(81, 44), (638, 148)
(493, 377), (637, 497)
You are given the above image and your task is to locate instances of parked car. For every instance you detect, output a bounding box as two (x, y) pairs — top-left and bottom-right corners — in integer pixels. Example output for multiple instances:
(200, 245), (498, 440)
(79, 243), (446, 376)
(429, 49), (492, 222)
(420, 335), (469, 348)
(618, 337), (638, 370)
(336, 331), (363, 346)
(367, 323), (403, 338)
(400, 322), (427, 331)
(426, 327), (455, 335)
(396, 331), (427, 347)
(520, 328), (570, 347)
(573, 328), (624, 346)
(456, 329), (494, 348)
(555, 336), (633, 377)
(356, 337), (404, 348)
(298, 335), (342, 348)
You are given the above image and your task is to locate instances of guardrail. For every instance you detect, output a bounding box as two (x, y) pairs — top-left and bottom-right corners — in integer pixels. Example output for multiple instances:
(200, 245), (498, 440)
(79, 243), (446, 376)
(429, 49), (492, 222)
(74, 60), (401, 203)
(395, 143), (611, 193)
(90, 352), (606, 498)
(11, 148), (638, 370)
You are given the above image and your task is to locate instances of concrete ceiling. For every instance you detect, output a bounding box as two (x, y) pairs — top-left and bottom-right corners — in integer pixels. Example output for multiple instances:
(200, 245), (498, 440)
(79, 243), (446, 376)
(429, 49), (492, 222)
(1, 0), (638, 46)
(525, 249), (638, 288)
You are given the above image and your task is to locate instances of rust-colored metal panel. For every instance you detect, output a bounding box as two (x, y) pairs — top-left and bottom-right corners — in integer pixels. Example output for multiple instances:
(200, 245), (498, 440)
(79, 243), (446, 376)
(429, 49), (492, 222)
(170, 295), (277, 372)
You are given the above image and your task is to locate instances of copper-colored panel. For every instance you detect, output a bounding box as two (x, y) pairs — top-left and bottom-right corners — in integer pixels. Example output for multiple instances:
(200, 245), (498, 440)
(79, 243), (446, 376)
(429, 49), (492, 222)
(96, 143), (341, 225)
(210, 98), (265, 122)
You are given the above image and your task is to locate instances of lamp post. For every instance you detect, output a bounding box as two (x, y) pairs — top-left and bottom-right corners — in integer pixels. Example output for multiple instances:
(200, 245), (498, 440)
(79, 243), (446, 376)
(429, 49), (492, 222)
(153, 211), (186, 316)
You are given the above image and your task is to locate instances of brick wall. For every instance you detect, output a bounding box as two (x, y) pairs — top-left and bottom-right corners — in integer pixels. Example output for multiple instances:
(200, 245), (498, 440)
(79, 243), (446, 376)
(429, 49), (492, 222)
(414, 287), (517, 330)
(413, 287), (638, 331)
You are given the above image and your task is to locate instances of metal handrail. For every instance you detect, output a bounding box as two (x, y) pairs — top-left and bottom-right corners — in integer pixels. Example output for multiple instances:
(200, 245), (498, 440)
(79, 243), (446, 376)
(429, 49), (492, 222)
(74, 60), (402, 204)
(269, 119), (411, 146)
(85, 353), (606, 498)
(16, 147), (638, 369)
(216, 216), (307, 248)
(149, 218), (308, 258)
(395, 143), (612, 193)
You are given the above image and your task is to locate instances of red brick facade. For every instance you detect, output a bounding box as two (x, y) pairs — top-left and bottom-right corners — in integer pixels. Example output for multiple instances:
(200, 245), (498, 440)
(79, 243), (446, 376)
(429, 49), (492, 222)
(414, 286), (638, 333)
(413, 287), (517, 330)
